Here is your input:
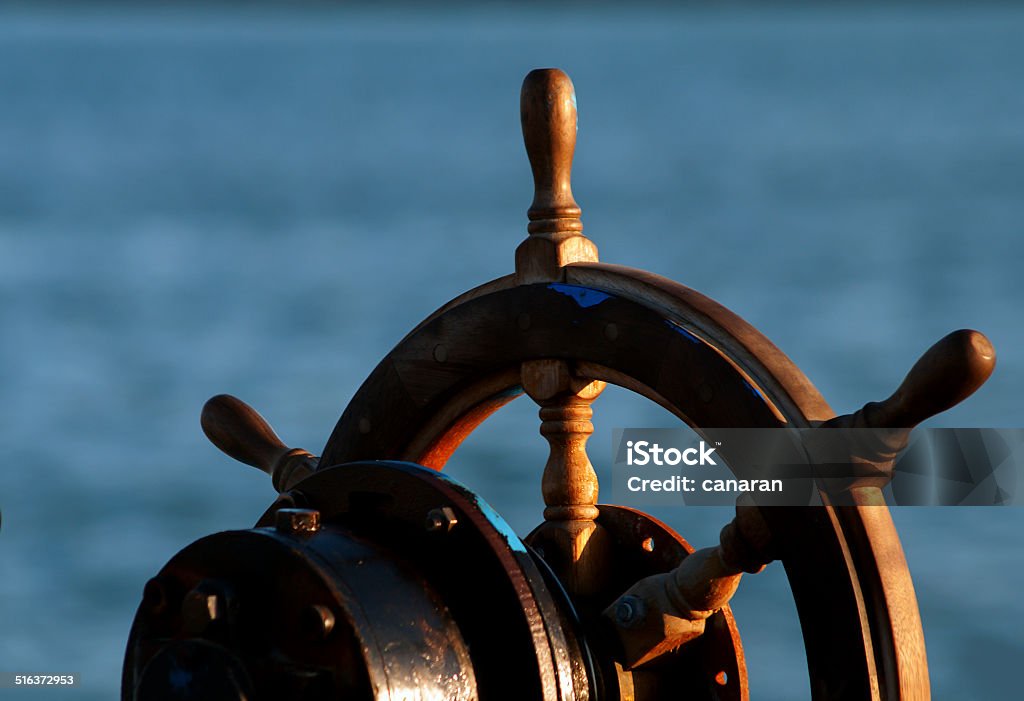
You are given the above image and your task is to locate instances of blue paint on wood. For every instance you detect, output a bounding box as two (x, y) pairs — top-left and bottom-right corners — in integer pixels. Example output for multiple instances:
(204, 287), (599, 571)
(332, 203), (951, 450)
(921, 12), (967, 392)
(548, 283), (611, 309)
(663, 319), (702, 344)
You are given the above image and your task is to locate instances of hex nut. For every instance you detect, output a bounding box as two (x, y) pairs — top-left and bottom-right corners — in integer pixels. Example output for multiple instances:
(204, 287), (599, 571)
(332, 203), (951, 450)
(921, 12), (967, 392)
(425, 506), (458, 533)
(275, 508), (321, 535)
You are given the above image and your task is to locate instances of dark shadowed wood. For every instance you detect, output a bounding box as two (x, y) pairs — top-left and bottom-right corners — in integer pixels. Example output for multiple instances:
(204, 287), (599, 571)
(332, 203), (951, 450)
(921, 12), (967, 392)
(202, 394), (290, 472)
(862, 329), (995, 429)
(320, 280), (787, 467)
(566, 263), (832, 424)
(201, 394), (316, 492)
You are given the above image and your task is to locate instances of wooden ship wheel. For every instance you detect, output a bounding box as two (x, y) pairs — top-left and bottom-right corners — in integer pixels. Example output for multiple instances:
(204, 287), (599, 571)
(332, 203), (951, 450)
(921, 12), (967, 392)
(123, 69), (995, 701)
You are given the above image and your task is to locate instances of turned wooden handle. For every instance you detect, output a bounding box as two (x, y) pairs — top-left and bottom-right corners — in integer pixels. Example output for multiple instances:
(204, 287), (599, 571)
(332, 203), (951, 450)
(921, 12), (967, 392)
(866, 329), (996, 429)
(201, 394), (291, 474)
(521, 68), (582, 232)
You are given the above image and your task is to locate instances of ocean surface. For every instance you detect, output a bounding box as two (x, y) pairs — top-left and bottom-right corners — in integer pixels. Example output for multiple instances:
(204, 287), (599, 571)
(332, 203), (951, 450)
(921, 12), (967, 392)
(1, 5), (1022, 699)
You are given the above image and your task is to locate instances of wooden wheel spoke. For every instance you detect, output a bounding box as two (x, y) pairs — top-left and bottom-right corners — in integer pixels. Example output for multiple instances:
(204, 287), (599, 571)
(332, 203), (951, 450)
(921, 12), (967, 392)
(521, 359), (608, 597)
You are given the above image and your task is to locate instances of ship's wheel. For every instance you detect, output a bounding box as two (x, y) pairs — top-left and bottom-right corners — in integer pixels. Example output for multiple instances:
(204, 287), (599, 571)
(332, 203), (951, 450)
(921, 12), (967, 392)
(312, 69), (994, 700)
(125, 69), (994, 701)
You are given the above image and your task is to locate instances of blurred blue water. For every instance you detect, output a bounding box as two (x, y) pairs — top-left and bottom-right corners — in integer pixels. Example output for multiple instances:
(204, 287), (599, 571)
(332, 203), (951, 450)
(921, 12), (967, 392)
(1, 5), (1022, 699)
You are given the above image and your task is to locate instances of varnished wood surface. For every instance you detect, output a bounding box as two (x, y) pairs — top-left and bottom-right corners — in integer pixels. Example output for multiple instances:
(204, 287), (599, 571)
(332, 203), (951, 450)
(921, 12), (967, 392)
(566, 262), (834, 425)
(201, 394), (292, 472)
(319, 279), (787, 467)
(520, 69), (582, 234)
(522, 359), (608, 597)
(861, 329), (995, 429)
(201, 394), (317, 492)
(516, 69), (598, 283)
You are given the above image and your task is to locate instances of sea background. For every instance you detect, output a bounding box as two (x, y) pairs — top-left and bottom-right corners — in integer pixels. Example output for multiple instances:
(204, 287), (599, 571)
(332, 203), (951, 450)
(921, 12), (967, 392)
(1, 3), (1022, 699)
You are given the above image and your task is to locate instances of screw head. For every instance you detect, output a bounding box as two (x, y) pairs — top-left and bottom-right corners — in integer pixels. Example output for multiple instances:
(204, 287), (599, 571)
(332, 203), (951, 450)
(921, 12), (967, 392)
(301, 604), (336, 641)
(614, 595), (647, 628)
(425, 506), (458, 533)
(275, 508), (321, 535)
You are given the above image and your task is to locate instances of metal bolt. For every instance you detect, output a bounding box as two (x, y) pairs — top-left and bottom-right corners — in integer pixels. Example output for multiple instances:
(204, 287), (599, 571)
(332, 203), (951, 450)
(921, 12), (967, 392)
(604, 322), (619, 341)
(182, 588), (223, 634)
(276, 508), (321, 535)
(425, 506), (458, 533)
(614, 595), (647, 628)
(302, 604), (336, 641)
(433, 344), (448, 363)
